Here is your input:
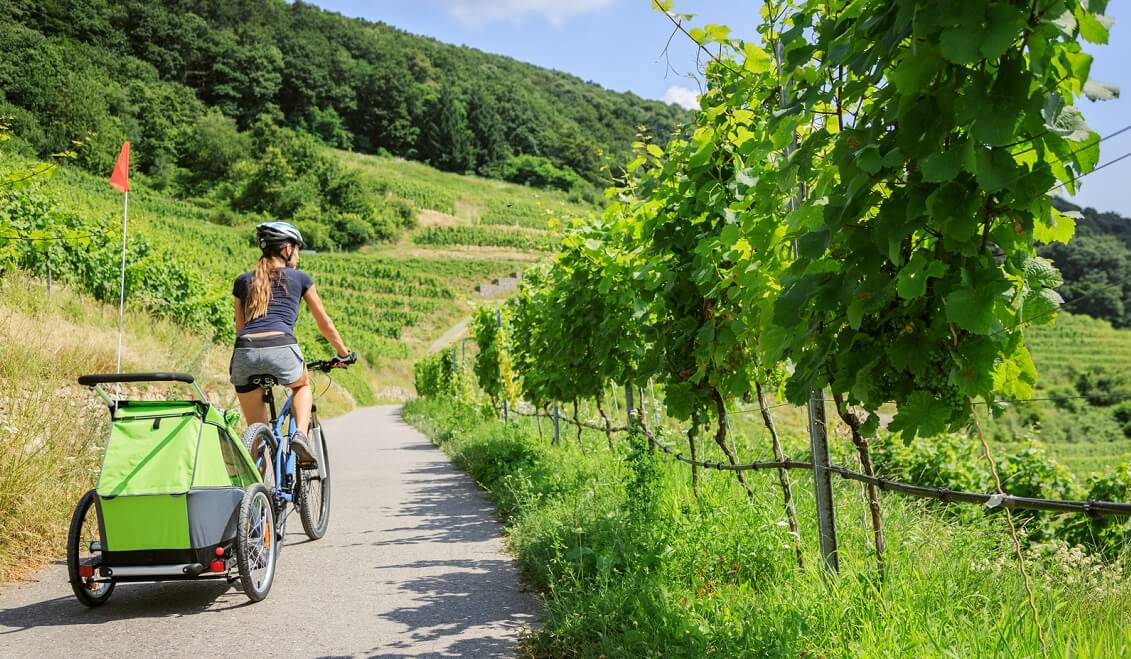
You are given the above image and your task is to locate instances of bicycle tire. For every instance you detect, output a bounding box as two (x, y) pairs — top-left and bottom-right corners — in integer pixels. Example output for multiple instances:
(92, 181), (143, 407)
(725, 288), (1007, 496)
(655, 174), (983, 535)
(242, 422), (287, 547)
(298, 414), (332, 540)
(236, 483), (277, 602)
(67, 489), (114, 607)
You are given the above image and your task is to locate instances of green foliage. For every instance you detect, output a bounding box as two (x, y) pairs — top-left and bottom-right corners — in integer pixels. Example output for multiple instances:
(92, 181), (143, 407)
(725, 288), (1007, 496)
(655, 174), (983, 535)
(500, 154), (586, 194)
(413, 225), (555, 251)
(471, 305), (518, 408)
(1073, 366), (1131, 406)
(0, 188), (230, 340)
(1042, 234), (1131, 328)
(467, 0), (1118, 449)
(413, 348), (474, 403)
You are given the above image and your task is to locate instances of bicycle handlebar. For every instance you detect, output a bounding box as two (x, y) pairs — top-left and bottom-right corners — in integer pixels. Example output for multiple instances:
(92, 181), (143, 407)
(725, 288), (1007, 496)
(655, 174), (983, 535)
(308, 352), (357, 373)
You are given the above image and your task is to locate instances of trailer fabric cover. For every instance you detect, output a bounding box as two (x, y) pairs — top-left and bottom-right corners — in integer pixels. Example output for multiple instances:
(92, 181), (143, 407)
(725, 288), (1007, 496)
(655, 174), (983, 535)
(97, 403), (202, 496)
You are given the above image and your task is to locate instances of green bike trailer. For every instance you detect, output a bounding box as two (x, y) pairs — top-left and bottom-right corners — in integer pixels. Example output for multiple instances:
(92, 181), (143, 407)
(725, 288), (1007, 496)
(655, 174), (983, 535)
(69, 372), (278, 606)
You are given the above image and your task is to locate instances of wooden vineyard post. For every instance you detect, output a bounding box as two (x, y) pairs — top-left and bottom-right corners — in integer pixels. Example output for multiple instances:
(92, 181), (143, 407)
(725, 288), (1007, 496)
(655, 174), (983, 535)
(552, 404), (561, 446)
(808, 389), (839, 573)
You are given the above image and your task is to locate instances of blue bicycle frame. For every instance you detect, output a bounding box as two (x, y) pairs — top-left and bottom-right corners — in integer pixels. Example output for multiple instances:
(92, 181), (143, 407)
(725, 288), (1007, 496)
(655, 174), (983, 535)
(260, 387), (299, 505)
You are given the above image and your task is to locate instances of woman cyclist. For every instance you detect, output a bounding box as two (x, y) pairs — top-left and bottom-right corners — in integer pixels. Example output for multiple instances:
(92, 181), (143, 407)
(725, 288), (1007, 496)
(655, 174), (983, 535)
(230, 221), (354, 467)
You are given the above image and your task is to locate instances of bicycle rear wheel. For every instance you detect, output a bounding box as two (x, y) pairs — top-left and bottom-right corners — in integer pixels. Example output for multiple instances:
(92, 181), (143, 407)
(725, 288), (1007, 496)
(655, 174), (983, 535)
(298, 413), (331, 540)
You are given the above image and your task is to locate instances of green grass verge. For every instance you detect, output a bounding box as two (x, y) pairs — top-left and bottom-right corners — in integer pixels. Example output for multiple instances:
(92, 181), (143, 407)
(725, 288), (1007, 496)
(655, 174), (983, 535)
(404, 397), (1131, 658)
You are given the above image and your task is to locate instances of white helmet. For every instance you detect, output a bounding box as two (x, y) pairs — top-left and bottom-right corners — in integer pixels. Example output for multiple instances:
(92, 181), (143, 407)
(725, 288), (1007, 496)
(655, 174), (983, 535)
(256, 221), (306, 250)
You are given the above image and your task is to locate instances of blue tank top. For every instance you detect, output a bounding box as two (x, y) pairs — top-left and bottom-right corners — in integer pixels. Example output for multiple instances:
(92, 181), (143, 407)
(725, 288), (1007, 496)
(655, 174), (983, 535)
(233, 267), (314, 337)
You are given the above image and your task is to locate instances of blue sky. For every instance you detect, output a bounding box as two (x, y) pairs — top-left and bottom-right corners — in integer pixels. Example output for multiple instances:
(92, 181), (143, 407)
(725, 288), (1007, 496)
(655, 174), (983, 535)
(308, 0), (1130, 215)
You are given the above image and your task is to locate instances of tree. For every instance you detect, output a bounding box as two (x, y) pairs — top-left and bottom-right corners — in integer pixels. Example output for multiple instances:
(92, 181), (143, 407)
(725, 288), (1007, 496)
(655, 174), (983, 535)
(466, 88), (509, 175)
(420, 89), (475, 173)
(1042, 235), (1131, 327)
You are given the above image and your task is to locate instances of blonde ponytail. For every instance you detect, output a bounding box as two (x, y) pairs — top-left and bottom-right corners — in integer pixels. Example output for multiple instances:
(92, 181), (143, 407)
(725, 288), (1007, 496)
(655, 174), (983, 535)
(246, 256), (281, 320)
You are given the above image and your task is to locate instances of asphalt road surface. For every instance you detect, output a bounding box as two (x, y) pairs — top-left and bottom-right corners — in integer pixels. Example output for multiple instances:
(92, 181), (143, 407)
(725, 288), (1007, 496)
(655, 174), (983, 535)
(0, 406), (540, 658)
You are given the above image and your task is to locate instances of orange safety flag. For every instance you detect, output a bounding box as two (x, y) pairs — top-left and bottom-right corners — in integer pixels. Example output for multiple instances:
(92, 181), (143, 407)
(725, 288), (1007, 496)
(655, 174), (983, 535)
(109, 142), (130, 193)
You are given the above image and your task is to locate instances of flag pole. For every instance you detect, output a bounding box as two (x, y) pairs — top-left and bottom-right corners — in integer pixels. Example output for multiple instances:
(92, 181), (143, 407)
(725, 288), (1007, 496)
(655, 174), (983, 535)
(109, 141), (131, 401)
(116, 189), (128, 376)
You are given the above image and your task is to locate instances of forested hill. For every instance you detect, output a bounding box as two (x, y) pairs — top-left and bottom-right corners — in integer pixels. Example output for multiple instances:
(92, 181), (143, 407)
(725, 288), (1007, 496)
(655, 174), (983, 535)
(0, 0), (687, 186)
(1045, 198), (1131, 329)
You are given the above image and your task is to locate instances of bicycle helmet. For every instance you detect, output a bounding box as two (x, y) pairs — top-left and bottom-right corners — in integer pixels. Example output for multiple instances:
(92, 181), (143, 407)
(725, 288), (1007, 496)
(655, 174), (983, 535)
(256, 221), (306, 250)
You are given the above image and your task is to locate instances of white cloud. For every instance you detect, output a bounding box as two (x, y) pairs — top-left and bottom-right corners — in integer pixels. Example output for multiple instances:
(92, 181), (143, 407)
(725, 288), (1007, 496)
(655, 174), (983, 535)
(442, 0), (613, 28)
(662, 85), (699, 110)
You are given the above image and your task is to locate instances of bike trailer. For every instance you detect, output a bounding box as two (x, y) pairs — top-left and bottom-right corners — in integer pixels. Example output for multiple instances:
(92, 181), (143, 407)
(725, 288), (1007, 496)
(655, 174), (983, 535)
(80, 374), (262, 580)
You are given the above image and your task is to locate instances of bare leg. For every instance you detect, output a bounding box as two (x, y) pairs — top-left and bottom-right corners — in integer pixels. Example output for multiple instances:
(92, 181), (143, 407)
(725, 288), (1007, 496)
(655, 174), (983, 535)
(237, 390), (268, 426)
(288, 371), (312, 436)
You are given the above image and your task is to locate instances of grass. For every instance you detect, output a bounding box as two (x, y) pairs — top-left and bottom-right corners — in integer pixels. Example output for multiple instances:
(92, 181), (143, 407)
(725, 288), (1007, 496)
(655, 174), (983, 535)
(405, 397), (1131, 658)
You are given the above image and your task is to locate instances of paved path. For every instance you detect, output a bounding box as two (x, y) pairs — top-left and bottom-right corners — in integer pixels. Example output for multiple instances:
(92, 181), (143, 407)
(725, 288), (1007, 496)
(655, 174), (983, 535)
(0, 406), (539, 658)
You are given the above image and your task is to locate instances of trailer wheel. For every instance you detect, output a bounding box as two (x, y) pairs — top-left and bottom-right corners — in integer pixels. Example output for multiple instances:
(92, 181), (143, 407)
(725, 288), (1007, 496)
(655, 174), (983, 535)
(67, 490), (114, 607)
(236, 483), (277, 602)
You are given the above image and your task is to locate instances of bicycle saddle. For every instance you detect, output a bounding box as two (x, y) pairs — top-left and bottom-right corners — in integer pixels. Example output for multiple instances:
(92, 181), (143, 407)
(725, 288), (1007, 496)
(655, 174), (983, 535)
(248, 374), (280, 388)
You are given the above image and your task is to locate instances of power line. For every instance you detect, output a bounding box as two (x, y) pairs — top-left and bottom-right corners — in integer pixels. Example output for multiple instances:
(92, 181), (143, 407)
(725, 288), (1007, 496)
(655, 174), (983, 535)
(1049, 147), (1131, 193)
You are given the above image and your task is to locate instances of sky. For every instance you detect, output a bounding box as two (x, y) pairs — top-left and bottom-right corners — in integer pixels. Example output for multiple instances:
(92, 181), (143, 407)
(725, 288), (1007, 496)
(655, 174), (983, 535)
(306, 0), (1131, 216)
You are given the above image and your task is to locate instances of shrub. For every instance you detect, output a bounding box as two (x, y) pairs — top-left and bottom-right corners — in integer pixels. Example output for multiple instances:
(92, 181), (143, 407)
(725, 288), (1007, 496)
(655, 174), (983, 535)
(1074, 366), (1131, 407)
(500, 154), (585, 193)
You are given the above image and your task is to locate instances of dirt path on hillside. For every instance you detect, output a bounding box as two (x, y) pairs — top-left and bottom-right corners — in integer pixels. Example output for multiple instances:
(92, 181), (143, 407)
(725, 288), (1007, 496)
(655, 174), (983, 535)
(429, 317), (471, 353)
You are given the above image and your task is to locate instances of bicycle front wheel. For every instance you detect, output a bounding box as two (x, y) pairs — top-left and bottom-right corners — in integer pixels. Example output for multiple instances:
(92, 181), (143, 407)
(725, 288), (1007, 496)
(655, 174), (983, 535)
(298, 414), (331, 540)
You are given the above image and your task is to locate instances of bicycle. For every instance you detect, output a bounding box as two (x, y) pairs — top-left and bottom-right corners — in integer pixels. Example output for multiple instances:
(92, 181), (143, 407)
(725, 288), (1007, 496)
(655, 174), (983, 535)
(240, 353), (356, 546)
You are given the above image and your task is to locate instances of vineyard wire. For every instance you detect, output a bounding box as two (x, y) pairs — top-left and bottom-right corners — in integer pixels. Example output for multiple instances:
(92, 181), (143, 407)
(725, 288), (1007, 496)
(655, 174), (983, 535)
(497, 395), (1131, 518)
(633, 424), (1131, 517)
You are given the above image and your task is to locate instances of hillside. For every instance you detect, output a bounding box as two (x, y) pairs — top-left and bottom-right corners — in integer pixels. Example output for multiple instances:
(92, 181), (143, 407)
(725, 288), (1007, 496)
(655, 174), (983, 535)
(0, 0), (687, 189)
(1, 142), (577, 400)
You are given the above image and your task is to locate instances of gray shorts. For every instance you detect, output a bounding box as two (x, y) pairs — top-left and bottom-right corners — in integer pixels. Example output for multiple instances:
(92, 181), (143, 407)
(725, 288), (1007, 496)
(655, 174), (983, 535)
(230, 343), (305, 393)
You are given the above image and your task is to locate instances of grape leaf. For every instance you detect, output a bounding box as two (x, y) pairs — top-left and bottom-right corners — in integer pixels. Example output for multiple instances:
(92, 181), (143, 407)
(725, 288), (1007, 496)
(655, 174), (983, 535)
(973, 147), (1017, 193)
(1083, 79), (1120, 101)
(946, 281), (1008, 334)
(1021, 287), (1063, 325)
(896, 252), (948, 301)
(940, 27), (982, 65)
(920, 148), (962, 182)
(889, 391), (951, 440)
(1078, 11), (1113, 44)
(981, 4), (1027, 60)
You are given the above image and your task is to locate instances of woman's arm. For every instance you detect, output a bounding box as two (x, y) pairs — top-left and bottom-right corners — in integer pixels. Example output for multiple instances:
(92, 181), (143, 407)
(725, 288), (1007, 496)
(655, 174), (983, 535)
(303, 285), (350, 357)
(233, 297), (246, 334)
